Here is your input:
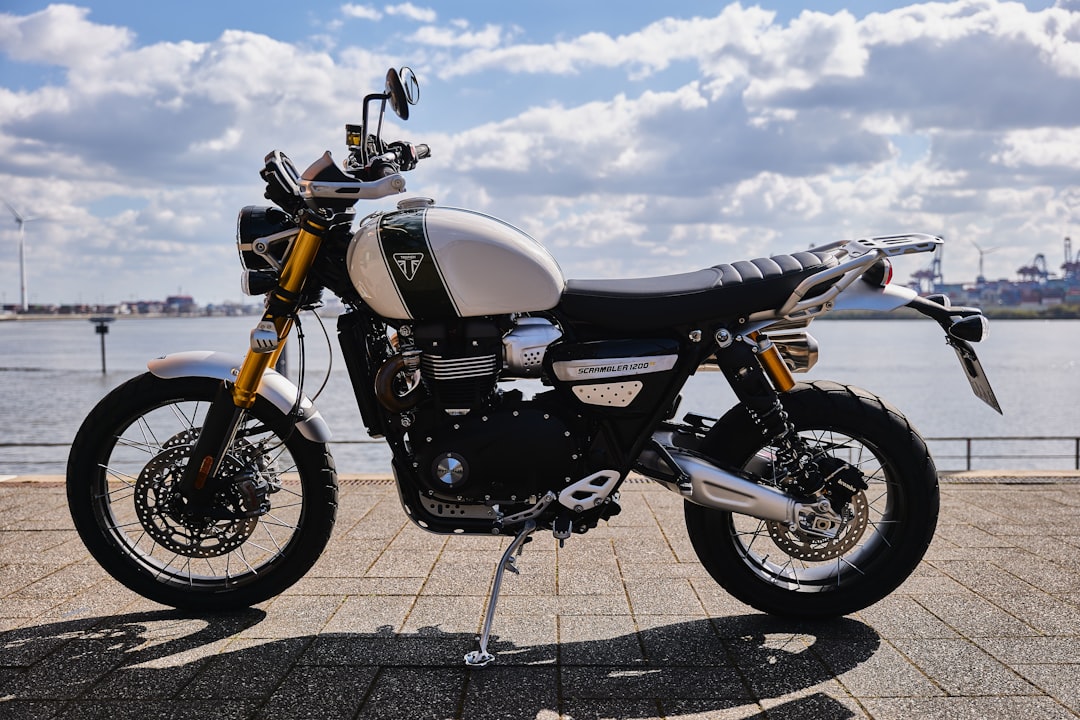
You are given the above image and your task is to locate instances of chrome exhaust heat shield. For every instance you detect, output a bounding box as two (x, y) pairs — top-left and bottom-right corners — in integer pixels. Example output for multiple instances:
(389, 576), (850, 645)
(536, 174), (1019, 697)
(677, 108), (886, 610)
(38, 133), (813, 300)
(638, 436), (847, 538)
(638, 439), (795, 524)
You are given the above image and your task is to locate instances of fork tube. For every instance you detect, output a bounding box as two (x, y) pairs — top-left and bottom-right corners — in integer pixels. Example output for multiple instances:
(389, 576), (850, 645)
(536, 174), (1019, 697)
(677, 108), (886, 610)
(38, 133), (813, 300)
(179, 213), (327, 503)
(231, 218), (326, 408)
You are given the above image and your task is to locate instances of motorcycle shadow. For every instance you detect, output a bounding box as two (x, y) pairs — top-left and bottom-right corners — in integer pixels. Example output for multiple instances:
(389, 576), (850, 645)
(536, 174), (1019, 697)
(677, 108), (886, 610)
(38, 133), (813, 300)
(0, 609), (879, 719)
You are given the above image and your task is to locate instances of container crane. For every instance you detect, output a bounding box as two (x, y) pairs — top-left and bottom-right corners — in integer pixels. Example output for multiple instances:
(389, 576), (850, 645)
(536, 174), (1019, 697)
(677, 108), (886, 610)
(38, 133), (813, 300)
(911, 247), (944, 294)
(1017, 254), (1050, 282)
(1063, 237), (1080, 281)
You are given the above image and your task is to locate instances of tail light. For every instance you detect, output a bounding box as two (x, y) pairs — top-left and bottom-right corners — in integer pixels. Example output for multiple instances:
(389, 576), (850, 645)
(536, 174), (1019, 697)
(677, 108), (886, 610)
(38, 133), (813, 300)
(862, 258), (893, 287)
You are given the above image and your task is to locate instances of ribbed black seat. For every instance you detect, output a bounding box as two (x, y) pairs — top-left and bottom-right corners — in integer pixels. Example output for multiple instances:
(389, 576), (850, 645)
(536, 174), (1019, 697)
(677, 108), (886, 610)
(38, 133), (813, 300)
(558, 251), (837, 330)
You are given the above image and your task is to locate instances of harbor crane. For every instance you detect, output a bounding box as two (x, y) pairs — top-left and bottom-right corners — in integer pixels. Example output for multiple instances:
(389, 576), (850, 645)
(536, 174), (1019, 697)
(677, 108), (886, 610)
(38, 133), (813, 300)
(1064, 237), (1080, 281)
(1017, 253), (1050, 282)
(911, 246), (944, 294)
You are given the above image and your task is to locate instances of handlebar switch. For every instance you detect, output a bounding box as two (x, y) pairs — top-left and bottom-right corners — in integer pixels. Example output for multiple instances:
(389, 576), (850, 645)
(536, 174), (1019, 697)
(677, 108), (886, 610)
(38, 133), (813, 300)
(387, 141), (420, 171)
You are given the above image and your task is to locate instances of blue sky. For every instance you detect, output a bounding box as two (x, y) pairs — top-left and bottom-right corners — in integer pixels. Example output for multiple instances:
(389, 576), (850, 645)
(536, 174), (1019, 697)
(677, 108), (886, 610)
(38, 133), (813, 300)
(1, 1), (1079, 305)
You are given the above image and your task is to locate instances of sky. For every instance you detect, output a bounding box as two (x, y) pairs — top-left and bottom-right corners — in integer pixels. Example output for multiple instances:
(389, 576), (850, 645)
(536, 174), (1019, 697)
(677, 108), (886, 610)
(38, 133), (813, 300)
(1, 0), (1079, 306)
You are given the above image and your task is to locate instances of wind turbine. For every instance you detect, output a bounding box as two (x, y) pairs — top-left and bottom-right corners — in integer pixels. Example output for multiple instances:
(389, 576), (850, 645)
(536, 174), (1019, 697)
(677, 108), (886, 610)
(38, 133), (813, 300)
(968, 238), (999, 283)
(3, 199), (38, 311)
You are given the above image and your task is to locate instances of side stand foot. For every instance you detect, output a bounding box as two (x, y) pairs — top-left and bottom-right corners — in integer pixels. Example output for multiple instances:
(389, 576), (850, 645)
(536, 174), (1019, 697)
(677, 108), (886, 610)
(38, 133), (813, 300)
(463, 520), (535, 667)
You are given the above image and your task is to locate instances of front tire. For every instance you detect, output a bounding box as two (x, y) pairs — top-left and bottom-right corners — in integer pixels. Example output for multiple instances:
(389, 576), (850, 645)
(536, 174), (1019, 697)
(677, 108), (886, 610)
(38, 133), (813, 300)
(67, 373), (338, 611)
(684, 381), (939, 619)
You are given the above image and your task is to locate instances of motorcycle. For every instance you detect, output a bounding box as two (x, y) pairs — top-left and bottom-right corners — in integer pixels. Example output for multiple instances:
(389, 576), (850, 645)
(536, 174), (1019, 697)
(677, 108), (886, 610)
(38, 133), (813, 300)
(66, 68), (1001, 667)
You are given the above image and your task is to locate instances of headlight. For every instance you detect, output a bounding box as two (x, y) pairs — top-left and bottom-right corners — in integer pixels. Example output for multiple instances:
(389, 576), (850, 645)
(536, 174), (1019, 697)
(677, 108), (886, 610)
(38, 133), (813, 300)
(236, 206), (297, 295)
(236, 205), (297, 273)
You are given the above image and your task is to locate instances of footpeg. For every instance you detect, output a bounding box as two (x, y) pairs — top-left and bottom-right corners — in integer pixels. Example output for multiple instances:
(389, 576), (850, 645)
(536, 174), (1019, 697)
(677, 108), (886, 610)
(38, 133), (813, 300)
(552, 514), (572, 543)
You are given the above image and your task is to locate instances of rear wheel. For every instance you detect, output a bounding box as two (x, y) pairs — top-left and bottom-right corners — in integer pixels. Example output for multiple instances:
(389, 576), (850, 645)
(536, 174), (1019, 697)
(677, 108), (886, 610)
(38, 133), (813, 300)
(684, 381), (938, 618)
(67, 374), (338, 610)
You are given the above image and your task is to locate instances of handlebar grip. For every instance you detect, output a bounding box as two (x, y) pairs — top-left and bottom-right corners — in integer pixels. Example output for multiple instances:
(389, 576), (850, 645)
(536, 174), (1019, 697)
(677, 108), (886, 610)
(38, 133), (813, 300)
(416, 144), (431, 160)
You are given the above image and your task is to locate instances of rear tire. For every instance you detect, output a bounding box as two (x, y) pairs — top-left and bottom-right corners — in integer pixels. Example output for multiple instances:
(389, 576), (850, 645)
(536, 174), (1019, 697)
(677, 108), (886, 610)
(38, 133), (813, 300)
(67, 374), (338, 611)
(684, 381), (938, 619)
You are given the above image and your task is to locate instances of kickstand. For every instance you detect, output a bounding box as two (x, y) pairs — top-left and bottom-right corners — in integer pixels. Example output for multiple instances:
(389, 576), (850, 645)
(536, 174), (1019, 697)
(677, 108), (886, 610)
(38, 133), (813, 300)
(464, 519), (536, 667)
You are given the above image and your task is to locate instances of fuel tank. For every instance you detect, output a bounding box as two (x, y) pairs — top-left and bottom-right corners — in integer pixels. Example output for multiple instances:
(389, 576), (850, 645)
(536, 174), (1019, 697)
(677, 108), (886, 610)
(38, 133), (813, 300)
(347, 200), (565, 320)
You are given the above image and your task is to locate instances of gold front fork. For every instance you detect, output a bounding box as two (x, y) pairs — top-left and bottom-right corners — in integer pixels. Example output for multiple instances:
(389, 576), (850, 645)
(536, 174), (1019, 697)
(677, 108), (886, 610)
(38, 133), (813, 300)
(231, 218), (327, 408)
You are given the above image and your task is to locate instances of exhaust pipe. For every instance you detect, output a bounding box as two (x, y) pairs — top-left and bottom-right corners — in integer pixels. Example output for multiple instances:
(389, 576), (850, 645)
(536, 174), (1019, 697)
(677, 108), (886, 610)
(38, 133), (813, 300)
(637, 437), (841, 536)
(639, 444), (794, 522)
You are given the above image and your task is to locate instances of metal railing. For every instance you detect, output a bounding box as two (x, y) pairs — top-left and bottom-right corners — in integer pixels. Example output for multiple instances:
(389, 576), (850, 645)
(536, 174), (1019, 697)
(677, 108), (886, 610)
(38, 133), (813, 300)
(4, 436), (1080, 476)
(924, 436), (1080, 472)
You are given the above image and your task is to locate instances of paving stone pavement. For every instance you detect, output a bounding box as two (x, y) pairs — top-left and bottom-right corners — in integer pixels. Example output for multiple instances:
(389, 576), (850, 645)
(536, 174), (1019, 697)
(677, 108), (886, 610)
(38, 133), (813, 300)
(1, 475), (1078, 720)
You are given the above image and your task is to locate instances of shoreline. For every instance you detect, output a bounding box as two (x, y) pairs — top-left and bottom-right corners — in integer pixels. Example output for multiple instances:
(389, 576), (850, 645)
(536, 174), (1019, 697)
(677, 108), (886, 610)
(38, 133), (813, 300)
(4, 307), (1080, 322)
(0, 312), (261, 322)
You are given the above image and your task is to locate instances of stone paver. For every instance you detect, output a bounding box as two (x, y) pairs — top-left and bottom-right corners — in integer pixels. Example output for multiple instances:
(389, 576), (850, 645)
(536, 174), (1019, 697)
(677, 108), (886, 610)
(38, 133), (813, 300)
(0, 476), (1078, 719)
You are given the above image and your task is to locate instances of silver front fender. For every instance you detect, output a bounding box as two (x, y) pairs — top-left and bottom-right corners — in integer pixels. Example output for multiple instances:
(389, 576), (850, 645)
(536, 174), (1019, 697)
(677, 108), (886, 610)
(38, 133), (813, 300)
(147, 350), (332, 443)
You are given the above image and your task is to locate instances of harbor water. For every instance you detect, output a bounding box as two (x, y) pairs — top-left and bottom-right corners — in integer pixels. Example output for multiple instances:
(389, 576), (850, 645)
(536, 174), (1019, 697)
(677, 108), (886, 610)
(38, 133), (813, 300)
(1, 315), (1075, 474)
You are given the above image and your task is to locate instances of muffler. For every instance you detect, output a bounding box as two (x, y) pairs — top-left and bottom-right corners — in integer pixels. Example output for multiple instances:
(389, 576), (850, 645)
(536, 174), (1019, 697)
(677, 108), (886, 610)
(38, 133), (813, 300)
(637, 437), (841, 536)
(639, 443), (794, 522)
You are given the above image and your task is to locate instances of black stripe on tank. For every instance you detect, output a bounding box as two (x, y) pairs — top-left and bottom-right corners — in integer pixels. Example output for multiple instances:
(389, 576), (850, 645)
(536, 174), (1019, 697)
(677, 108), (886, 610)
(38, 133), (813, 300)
(377, 209), (459, 319)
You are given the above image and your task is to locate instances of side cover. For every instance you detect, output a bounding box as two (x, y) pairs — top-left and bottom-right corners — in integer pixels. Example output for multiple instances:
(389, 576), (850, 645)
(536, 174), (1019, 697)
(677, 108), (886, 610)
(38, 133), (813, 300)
(347, 205), (565, 320)
(546, 338), (682, 415)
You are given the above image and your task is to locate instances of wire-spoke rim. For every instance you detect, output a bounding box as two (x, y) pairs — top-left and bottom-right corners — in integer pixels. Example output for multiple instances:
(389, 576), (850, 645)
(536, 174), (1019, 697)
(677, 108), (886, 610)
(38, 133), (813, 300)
(730, 428), (897, 592)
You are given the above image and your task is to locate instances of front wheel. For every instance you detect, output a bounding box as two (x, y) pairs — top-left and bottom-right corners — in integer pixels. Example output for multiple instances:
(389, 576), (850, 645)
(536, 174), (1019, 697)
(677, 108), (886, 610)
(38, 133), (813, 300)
(684, 381), (939, 619)
(67, 374), (338, 611)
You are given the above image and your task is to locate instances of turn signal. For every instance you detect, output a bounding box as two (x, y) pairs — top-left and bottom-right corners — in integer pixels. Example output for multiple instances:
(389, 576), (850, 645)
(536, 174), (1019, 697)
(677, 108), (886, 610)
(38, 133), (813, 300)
(948, 315), (989, 343)
(241, 270), (278, 296)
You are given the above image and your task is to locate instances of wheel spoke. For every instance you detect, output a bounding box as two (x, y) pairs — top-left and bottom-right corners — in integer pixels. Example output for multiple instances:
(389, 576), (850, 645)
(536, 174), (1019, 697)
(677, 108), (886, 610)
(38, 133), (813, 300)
(730, 428), (902, 592)
(69, 379), (332, 603)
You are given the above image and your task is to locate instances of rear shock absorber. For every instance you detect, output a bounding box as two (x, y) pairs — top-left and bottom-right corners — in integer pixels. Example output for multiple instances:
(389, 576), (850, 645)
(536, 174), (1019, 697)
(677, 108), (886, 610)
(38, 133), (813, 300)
(713, 329), (792, 441)
(714, 328), (830, 496)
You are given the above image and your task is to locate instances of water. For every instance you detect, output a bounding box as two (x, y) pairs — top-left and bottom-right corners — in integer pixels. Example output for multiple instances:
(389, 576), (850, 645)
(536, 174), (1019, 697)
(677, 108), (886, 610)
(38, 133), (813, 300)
(1, 315), (1075, 474)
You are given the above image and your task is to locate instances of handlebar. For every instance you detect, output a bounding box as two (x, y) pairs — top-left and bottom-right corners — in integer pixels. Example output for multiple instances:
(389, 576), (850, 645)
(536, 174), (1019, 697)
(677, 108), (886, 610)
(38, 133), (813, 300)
(351, 140), (430, 180)
(262, 139), (431, 214)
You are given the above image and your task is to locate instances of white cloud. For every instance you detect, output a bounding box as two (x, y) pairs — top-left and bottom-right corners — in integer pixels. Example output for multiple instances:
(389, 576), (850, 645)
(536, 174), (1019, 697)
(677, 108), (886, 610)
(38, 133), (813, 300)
(410, 23), (504, 49)
(993, 128), (1080, 168)
(0, 4), (131, 66)
(385, 3), (436, 23)
(442, 5), (776, 78)
(2, 1), (1080, 302)
(341, 3), (382, 21)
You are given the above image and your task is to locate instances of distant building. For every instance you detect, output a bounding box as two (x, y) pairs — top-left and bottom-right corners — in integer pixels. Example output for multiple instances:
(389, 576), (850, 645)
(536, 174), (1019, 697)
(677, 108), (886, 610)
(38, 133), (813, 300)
(165, 295), (197, 314)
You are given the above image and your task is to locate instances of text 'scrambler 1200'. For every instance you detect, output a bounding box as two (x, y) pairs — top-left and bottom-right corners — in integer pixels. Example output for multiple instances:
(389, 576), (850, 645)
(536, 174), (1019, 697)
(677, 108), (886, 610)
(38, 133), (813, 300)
(67, 68), (1001, 666)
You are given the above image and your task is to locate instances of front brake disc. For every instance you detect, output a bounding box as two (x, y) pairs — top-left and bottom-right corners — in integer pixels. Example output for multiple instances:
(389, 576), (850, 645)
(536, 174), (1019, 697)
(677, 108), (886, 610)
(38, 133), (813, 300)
(133, 431), (259, 558)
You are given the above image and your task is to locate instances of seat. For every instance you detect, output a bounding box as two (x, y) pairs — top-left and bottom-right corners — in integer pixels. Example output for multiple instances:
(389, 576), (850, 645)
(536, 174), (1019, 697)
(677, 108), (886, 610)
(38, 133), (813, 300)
(557, 251), (837, 330)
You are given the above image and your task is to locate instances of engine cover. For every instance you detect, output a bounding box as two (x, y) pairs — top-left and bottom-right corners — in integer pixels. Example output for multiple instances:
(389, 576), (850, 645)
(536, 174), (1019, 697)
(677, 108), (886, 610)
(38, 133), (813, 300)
(411, 405), (577, 502)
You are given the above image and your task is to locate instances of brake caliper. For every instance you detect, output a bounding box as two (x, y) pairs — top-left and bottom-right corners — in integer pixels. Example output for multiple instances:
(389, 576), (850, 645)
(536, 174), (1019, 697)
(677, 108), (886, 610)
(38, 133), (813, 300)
(816, 455), (869, 508)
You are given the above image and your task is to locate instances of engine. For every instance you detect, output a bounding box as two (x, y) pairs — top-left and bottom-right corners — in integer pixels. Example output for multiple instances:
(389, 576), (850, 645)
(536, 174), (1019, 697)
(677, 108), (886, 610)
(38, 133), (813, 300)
(410, 402), (577, 501)
(377, 315), (578, 502)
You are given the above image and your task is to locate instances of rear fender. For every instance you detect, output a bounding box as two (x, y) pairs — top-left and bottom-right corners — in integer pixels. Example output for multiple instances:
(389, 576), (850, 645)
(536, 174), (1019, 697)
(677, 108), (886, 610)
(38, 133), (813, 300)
(831, 279), (917, 312)
(147, 350), (332, 443)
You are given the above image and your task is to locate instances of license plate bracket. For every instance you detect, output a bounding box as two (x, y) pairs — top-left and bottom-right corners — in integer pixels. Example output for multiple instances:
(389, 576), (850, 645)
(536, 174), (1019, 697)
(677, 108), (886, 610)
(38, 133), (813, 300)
(947, 336), (1002, 414)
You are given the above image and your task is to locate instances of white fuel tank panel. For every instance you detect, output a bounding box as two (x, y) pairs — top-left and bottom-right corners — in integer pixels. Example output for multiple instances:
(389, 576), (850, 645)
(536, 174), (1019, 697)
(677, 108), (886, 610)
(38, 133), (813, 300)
(348, 206), (565, 320)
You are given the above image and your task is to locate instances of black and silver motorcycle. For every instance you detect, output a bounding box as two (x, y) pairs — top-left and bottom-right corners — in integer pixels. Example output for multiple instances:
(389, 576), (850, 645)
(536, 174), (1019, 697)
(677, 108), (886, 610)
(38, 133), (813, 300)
(67, 68), (1000, 666)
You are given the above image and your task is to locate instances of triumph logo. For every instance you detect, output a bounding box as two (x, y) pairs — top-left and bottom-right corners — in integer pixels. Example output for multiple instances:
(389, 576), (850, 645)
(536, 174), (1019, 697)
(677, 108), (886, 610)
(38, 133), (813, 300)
(393, 252), (425, 281)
